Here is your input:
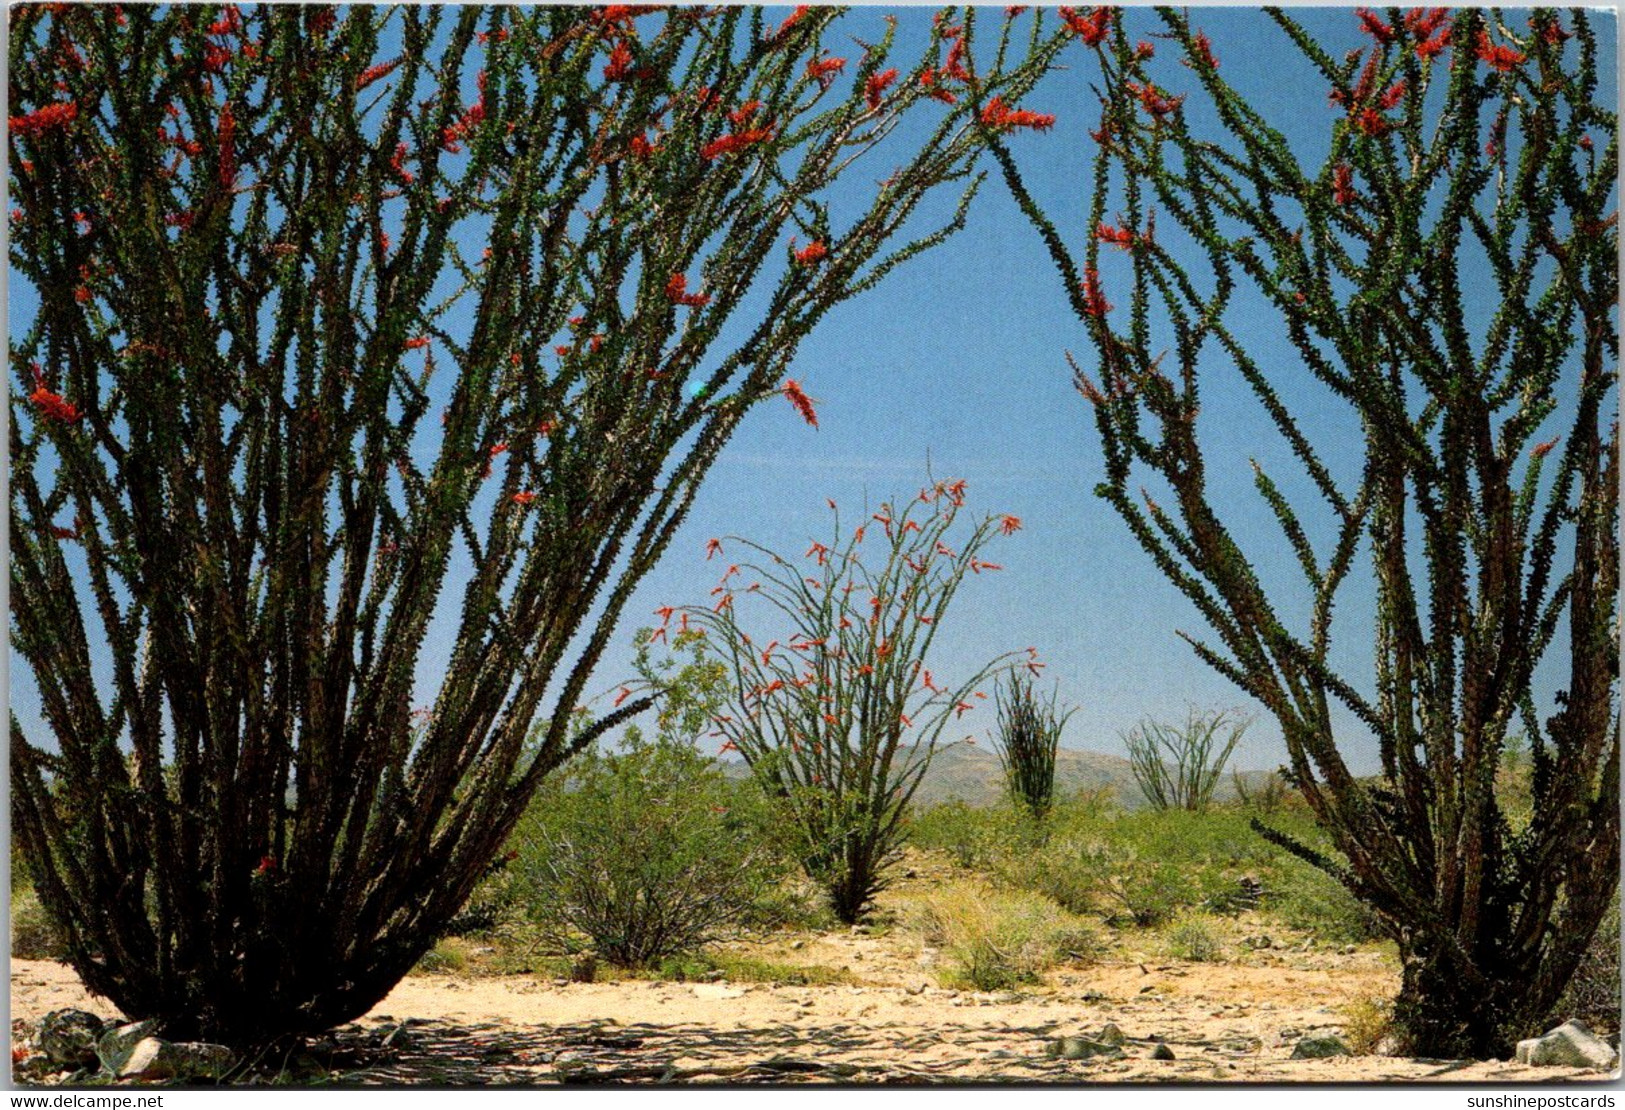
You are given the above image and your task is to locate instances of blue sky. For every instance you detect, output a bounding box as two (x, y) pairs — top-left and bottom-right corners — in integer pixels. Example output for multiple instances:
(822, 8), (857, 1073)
(11, 6), (1616, 778)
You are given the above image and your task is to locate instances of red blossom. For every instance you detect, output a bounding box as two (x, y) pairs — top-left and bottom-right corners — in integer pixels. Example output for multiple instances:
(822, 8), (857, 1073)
(1416, 26), (1451, 59)
(254, 855), (278, 876)
(1377, 79), (1407, 111)
(1079, 268), (1112, 316)
(629, 132), (655, 159)
(771, 5), (811, 40)
(1403, 7), (1450, 39)
(728, 100), (764, 126)
(11, 100), (77, 138)
(1354, 106), (1392, 136)
(980, 96), (1056, 132)
(919, 71), (958, 104)
(1475, 31), (1525, 72)
(1095, 221), (1135, 250)
(706, 537), (723, 560)
(28, 365), (81, 424)
(665, 273), (711, 308)
(1355, 7), (1396, 43)
(782, 379), (819, 428)
(603, 40), (635, 81)
(1332, 162), (1355, 206)
(1057, 6), (1113, 46)
(806, 54), (846, 89)
(865, 68), (898, 110)
(999, 514), (1022, 536)
(390, 141), (415, 184)
(355, 58), (402, 91)
(1125, 81), (1184, 119)
(1531, 437), (1559, 459)
(1006, 6), (1029, 16)
(512, 491), (538, 506)
(1190, 30), (1218, 70)
(700, 127), (773, 160)
(792, 239), (828, 266)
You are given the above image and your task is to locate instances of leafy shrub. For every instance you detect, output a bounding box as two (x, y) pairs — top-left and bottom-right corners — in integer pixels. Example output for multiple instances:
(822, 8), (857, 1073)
(1078, 842), (1194, 927)
(915, 881), (1096, 991)
(910, 799), (1033, 871)
(11, 889), (66, 960)
(512, 736), (789, 968)
(1165, 914), (1224, 962)
(413, 940), (469, 975)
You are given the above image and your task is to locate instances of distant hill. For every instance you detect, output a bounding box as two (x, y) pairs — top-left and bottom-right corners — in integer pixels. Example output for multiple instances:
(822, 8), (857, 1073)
(720, 742), (1283, 811)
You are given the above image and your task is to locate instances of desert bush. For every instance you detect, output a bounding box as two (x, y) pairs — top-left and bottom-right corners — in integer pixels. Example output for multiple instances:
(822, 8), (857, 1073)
(1341, 996), (1395, 1056)
(992, 673), (1076, 821)
(1076, 842), (1194, 928)
(909, 799), (1035, 872)
(9, 3), (1066, 1044)
(513, 735), (789, 969)
(915, 881), (1096, 991)
(1125, 709), (1251, 813)
(10, 889), (67, 961)
(413, 940), (470, 976)
(1164, 914), (1224, 962)
(683, 482), (1027, 923)
(1001, 6), (1616, 1057)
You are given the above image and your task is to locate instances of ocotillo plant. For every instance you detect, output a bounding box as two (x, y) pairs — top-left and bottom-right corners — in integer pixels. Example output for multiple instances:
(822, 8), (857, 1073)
(1123, 708), (1249, 814)
(8, 3), (1064, 1044)
(995, 8), (1618, 1057)
(677, 481), (1030, 922)
(991, 671), (1075, 820)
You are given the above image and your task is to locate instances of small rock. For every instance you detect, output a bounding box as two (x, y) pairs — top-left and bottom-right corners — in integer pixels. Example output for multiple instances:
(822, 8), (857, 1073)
(1151, 1043), (1176, 1061)
(1340, 944), (1358, 956)
(1290, 1034), (1352, 1060)
(1514, 1020), (1619, 1071)
(849, 924), (872, 935)
(1096, 1023), (1126, 1046)
(1047, 1036), (1123, 1061)
(38, 1010), (106, 1069)
(97, 1020), (163, 1075)
(905, 982), (928, 996)
(118, 1038), (234, 1081)
(789, 939), (806, 951)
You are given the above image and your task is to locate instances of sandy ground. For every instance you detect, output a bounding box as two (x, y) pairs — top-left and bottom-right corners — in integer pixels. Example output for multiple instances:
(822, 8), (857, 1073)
(11, 938), (1618, 1085)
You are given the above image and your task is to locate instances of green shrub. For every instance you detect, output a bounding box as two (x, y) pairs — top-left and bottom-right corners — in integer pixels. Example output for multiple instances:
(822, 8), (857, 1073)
(1165, 914), (1224, 962)
(413, 939), (468, 975)
(915, 881), (1096, 991)
(10, 888), (66, 960)
(910, 799), (1034, 870)
(512, 736), (789, 968)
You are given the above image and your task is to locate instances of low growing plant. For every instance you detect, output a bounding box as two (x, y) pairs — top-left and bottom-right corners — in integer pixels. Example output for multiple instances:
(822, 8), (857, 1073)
(915, 880), (1096, 991)
(512, 735), (789, 969)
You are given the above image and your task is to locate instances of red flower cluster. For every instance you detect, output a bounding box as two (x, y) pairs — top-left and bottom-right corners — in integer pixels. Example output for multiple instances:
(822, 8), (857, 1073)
(1355, 7), (1396, 44)
(806, 54), (846, 90)
(1096, 221), (1135, 250)
(1332, 163), (1355, 206)
(11, 100), (77, 138)
(356, 58), (402, 91)
(1475, 31), (1526, 72)
(865, 68), (898, 110)
(981, 96), (1056, 132)
(1125, 81), (1184, 120)
(770, 5), (811, 41)
(29, 365), (81, 424)
(701, 126), (773, 160)
(1079, 268), (1112, 317)
(441, 72), (489, 152)
(1190, 31), (1218, 70)
(782, 379), (819, 427)
(793, 239), (828, 266)
(1058, 6), (1113, 46)
(665, 273), (711, 308)
(390, 142), (415, 184)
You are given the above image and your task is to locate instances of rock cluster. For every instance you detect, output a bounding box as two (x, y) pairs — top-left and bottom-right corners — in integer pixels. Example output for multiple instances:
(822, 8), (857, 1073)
(27, 1011), (235, 1083)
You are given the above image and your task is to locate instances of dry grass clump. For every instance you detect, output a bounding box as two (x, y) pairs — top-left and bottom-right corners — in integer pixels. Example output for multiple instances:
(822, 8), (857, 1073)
(1340, 995), (1395, 1055)
(1163, 912), (1226, 962)
(913, 880), (1096, 991)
